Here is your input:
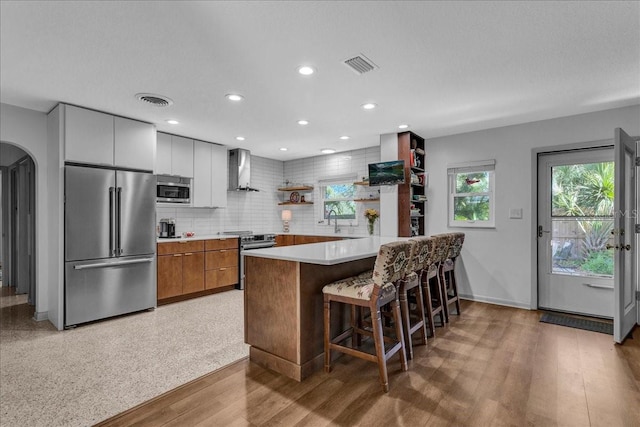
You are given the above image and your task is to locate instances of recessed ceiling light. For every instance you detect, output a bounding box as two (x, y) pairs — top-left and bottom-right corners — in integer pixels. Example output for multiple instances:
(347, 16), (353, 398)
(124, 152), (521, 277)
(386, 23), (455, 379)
(280, 148), (288, 151)
(321, 148), (336, 154)
(339, 135), (350, 140)
(236, 136), (245, 141)
(298, 66), (315, 75)
(226, 94), (244, 101)
(166, 119), (179, 125)
(361, 103), (377, 110)
(297, 120), (309, 125)
(398, 124), (409, 129)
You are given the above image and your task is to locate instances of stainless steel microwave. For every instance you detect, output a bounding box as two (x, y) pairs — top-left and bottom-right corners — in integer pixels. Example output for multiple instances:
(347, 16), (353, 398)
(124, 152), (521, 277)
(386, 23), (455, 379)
(156, 175), (191, 203)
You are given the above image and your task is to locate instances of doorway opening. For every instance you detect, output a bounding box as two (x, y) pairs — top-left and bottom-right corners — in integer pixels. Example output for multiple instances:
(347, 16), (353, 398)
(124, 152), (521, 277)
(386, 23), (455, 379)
(0, 142), (36, 321)
(537, 147), (615, 318)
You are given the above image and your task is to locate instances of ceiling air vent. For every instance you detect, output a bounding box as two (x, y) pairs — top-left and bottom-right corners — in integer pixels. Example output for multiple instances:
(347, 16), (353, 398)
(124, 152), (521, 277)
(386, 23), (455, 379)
(135, 93), (174, 107)
(343, 54), (378, 75)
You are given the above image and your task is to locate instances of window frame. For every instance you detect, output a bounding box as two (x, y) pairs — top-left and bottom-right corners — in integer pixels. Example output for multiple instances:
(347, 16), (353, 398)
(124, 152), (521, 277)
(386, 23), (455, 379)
(319, 175), (358, 225)
(447, 160), (496, 228)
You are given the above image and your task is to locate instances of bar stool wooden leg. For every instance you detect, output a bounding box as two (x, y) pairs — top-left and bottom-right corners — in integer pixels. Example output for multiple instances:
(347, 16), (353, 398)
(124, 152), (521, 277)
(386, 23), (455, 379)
(324, 296), (332, 373)
(391, 300), (408, 372)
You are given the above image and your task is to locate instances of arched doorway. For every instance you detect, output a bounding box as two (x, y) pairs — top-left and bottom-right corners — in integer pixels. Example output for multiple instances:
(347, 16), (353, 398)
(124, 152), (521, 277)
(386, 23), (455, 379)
(1, 142), (36, 315)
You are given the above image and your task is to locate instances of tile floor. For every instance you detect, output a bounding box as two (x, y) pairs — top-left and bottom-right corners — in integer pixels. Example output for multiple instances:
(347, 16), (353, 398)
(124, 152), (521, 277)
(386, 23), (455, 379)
(0, 287), (248, 426)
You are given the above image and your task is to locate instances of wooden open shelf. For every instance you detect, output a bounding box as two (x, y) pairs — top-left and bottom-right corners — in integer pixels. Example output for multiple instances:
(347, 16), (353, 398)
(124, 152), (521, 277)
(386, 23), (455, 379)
(278, 201), (314, 206)
(354, 181), (378, 186)
(354, 198), (380, 202)
(277, 186), (313, 192)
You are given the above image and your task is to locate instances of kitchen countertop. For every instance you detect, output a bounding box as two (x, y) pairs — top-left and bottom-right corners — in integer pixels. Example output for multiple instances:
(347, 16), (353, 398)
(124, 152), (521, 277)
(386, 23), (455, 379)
(242, 236), (410, 265)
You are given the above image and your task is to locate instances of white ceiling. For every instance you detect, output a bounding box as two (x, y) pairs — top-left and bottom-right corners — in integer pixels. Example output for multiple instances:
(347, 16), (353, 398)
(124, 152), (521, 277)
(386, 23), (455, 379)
(1, 1), (639, 161)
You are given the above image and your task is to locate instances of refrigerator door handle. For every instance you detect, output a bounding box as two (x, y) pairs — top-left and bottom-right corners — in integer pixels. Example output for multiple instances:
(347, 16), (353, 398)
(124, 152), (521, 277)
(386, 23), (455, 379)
(73, 258), (154, 270)
(109, 187), (116, 257)
(116, 187), (123, 256)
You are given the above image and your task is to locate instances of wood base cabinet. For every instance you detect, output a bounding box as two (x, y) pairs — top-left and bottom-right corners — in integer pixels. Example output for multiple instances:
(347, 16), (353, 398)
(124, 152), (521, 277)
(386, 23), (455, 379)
(157, 241), (204, 300)
(275, 234), (342, 247)
(205, 238), (239, 290)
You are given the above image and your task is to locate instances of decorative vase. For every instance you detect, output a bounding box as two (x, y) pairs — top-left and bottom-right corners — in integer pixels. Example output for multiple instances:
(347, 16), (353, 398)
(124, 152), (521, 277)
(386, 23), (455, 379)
(367, 219), (375, 236)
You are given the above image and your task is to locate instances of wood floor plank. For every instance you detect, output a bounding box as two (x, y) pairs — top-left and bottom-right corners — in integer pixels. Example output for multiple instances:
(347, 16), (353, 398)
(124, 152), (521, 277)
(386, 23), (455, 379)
(97, 301), (640, 427)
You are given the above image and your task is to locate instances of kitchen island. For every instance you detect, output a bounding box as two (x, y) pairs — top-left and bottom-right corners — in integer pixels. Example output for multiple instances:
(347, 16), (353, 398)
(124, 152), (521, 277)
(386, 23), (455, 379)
(243, 236), (407, 381)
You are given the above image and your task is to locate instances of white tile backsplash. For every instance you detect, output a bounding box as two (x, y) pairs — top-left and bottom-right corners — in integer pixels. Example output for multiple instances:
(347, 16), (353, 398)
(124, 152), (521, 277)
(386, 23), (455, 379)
(156, 148), (379, 236)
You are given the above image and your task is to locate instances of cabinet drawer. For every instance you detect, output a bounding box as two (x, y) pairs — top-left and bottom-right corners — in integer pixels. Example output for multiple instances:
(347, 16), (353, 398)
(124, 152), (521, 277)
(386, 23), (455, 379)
(205, 249), (238, 270)
(205, 267), (239, 289)
(157, 240), (204, 255)
(205, 238), (238, 251)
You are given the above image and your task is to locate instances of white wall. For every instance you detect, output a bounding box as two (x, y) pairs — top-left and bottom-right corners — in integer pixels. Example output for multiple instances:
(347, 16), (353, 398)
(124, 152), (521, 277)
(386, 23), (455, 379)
(0, 103), (50, 321)
(283, 147), (380, 236)
(156, 155), (284, 235)
(160, 148), (381, 236)
(425, 105), (640, 309)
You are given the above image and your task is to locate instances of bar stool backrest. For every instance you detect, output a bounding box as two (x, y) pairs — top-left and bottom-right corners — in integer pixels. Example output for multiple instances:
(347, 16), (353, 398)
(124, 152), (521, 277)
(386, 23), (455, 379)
(431, 234), (452, 264)
(372, 241), (413, 287)
(408, 237), (436, 273)
(447, 233), (465, 260)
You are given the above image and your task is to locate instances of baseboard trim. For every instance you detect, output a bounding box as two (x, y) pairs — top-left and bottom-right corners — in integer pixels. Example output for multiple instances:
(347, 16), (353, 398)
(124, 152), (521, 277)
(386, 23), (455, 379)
(33, 311), (48, 322)
(459, 294), (531, 310)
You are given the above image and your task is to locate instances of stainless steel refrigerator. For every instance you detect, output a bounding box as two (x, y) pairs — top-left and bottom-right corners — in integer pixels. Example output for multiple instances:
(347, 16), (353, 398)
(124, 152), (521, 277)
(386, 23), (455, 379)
(64, 165), (156, 327)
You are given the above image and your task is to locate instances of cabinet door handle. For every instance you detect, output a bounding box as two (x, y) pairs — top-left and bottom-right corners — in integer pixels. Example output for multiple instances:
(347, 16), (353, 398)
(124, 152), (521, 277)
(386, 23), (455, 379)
(173, 254), (183, 257)
(220, 267), (227, 271)
(185, 253), (193, 256)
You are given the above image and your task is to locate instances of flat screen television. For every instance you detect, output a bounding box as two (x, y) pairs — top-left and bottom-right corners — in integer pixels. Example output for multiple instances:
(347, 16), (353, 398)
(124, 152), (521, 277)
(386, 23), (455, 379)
(368, 160), (405, 186)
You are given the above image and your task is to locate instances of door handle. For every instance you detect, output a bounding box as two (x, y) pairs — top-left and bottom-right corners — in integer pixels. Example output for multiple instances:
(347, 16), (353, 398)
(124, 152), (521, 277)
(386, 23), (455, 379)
(74, 258), (154, 270)
(622, 244), (631, 251)
(109, 187), (115, 256)
(116, 187), (123, 256)
(606, 244), (618, 250)
(537, 225), (550, 238)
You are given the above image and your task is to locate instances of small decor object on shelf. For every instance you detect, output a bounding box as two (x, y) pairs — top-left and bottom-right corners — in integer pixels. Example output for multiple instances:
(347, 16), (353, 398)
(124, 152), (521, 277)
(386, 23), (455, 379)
(289, 192), (300, 203)
(300, 195), (305, 203)
(364, 208), (379, 236)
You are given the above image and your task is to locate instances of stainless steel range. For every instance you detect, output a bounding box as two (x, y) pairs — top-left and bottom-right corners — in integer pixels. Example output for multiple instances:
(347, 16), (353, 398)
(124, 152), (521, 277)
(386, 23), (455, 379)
(222, 231), (276, 289)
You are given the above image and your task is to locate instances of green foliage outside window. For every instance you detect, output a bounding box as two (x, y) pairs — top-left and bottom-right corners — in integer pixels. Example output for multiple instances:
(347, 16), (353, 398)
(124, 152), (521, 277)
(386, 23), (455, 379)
(453, 172), (491, 221)
(324, 184), (356, 220)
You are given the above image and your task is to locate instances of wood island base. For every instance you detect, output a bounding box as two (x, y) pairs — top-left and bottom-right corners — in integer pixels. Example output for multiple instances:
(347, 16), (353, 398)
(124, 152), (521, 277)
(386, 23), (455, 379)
(244, 255), (376, 381)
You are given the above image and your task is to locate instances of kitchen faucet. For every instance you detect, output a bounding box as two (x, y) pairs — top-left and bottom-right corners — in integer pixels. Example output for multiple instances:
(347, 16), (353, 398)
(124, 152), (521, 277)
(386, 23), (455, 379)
(328, 209), (341, 233)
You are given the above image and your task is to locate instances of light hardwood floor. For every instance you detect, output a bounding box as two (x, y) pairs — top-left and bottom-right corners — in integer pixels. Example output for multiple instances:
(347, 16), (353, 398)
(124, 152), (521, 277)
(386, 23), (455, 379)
(97, 301), (640, 426)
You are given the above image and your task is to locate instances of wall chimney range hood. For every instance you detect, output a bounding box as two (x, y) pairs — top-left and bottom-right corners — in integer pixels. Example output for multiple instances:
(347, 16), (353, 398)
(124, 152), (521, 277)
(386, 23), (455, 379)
(228, 148), (259, 191)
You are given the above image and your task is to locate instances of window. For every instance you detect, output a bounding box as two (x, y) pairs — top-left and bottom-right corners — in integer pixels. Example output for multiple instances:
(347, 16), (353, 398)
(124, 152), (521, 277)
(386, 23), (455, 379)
(448, 160), (495, 228)
(320, 176), (357, 222)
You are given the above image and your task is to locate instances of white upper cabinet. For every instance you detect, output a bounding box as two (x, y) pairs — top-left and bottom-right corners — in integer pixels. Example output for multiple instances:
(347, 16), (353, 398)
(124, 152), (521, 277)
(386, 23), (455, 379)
(210, 144), (227, 208)
(65, 105), (114, 166)
(155, 132), (194, 177)
(155, 132), (172, 174)
(192, 140), (227, 208)
(114, 116), (156, 171)
(171, 135), (194, 177)
(64, 104), (155, 170)
(193, 140), (213, 207)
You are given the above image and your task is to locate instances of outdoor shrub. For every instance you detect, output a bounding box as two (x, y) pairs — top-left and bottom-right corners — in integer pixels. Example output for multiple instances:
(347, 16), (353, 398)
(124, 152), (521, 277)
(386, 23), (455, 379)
(581, 250), (614, 275)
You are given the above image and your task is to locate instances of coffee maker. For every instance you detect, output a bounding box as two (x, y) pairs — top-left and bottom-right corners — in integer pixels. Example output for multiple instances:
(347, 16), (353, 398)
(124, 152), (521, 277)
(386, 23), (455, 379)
(159, 218), (176, 238)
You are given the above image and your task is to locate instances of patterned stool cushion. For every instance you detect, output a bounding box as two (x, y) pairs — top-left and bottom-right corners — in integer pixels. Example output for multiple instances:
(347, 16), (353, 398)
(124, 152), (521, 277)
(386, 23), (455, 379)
(323, 276), (396, 301)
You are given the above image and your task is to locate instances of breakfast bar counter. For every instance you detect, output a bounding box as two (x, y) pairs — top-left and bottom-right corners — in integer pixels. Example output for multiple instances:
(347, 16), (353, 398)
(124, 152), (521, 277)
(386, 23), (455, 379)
(243, 237), (406, 381)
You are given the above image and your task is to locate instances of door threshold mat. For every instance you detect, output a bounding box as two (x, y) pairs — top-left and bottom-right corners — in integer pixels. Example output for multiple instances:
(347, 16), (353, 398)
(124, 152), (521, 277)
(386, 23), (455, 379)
(540, 312), (613, 335)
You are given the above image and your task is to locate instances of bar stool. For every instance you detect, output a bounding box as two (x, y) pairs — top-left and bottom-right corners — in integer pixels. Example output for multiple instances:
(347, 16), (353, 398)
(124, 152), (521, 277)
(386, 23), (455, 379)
(409, 236), (442, 337)
(441, 232), (465, 318)
(398, 239), (428, 359)
(426, 234), (449, 326)
(323, 241), (411, 393)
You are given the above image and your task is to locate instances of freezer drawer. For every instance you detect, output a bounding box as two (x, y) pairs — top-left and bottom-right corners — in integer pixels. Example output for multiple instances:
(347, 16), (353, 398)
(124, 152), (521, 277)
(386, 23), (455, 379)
(65, 256), (156, 327)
